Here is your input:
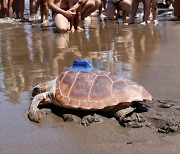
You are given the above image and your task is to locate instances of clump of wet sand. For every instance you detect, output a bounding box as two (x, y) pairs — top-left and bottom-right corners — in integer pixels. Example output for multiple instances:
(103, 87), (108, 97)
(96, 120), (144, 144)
(39, 99), (180, 134)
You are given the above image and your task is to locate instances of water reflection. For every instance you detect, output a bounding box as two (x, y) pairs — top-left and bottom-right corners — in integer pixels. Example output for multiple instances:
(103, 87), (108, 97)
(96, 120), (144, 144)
(0, 18), (161, 104)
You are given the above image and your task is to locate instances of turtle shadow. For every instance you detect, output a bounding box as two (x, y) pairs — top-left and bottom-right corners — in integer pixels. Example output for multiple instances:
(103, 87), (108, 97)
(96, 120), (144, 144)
(38, 102), (149, 127)
(38, 104), (113, 126)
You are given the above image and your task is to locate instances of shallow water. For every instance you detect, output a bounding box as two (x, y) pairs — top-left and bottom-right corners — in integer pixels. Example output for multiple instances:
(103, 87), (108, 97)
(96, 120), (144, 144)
(0, 10), (180, 154)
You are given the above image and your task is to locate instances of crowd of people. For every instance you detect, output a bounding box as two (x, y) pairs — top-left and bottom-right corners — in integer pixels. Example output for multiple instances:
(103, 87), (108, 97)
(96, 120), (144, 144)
(0, 0), (180, 32)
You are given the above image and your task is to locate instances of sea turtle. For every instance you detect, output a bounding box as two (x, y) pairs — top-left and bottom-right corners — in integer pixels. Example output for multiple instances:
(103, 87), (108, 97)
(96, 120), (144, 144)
(28, 60), (152, 123)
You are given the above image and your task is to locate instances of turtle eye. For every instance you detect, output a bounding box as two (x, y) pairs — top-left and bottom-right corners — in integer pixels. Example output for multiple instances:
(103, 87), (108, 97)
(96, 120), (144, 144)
(32, 87), (40, 97)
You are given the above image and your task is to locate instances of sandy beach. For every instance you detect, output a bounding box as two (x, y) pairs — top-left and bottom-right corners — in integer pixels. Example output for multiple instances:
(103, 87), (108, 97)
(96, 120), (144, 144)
(0, 6), (180, 154)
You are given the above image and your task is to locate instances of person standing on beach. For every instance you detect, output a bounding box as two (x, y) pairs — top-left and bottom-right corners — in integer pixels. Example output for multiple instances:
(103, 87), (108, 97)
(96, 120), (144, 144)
(128, 0), (144, 24)
(29, 0), (49, 26)
(0, 0), (14, 18)
(141, 0), (158, 25)
(29, 0), (36, 21)
(0, 0), (7, 18)
(8, 0), (26, 21)
(47, 0), (101, 32)
(128, 0), (158, 25)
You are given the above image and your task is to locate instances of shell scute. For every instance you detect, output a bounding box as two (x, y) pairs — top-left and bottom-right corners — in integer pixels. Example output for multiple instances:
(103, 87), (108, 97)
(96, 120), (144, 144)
(101, 98), (118, 107)
(91, 101), (105, 109)
(61, 96), (70, 106)
(108, 73), (123, 81)
(58, 71), (78, 96)
(112, 80), (129, 95)
(69, 72), (96, 100)
(69, 99), (80, 108)
(79, 100), (92, 109)
(93, 70), (109, 76)
(89, 75), (112, 101)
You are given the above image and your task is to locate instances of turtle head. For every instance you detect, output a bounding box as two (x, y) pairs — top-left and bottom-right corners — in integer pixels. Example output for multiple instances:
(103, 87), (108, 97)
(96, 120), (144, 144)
(32, 84), (47, 97)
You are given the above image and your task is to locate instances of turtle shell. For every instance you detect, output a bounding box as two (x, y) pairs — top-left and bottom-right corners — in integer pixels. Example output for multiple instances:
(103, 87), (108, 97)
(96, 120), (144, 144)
(55, 70), (152, 110)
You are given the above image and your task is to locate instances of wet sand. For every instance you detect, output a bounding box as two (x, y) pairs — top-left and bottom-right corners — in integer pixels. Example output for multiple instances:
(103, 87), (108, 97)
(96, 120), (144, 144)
(0, 11), (180, 154)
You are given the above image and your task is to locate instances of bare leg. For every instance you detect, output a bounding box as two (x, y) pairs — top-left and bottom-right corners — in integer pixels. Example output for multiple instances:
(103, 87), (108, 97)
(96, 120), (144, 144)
(98, 0), (103, 17)
(102, 0), (106, 11)
(0, 2), (2, 18)
(29, 0), (36, 21)
(107, 3), (118, 20)
(19, 0), (25, 20)
(13, 0), (20, 18)
(142, 0), (151, 24)
(162, 0), (166, 4)
(6, 0), (14, 17)
(13, 0), (24, 19)
(81, 0), (101, 20)
(128, 0), (140, 24)
(74, 8), (84, 31)
(151, 0), (158, 25)
(0, 0), (6, 18)
(168, 0), (173, 9)
(118, 0), (131, 23)
(53, 13), (70, 32)
(43, 0), (49, 20)
(41, 0), (49, 26)
(99, 0), (106, 20)
(40, 0), (44, 22)
(3, 0), (7, 9)
(33, 0), (41, 16)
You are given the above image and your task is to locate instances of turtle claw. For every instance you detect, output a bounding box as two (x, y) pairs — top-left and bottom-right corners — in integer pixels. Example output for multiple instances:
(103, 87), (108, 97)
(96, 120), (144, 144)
(28, 110), (42, 123)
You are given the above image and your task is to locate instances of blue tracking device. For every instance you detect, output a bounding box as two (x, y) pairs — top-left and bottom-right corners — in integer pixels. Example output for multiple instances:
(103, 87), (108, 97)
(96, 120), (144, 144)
(69, 59), (95, 72)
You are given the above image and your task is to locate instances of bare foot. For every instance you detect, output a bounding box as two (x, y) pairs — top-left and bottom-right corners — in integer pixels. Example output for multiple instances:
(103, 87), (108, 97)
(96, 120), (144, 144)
(76, 26), (84, 32)
(123, 22), (128, 25)
(41, 20), (49, 27)
(153, 20), (158, 26)
(84, 16), (92, 21)
(70, 26), (75, 33)
(28, 15), (34, 22)
(140, 21), (147, 25)
(99, 14), (106, 21)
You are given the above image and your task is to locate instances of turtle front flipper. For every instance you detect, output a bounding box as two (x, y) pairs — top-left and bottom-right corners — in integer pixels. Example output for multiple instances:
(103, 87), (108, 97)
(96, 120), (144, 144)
(28, 92), (53, 123)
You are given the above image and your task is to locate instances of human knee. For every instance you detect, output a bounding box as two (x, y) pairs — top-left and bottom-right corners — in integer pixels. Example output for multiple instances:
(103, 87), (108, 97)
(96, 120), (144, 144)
(88, 0), (101, 9)
(54, 14), (69, 32)
(55, 23), (69, 32)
